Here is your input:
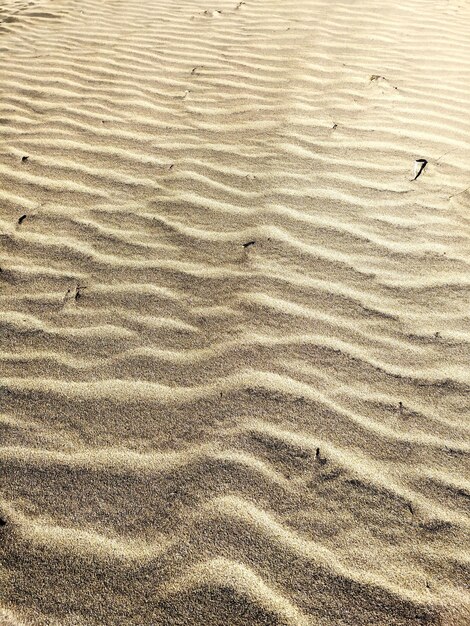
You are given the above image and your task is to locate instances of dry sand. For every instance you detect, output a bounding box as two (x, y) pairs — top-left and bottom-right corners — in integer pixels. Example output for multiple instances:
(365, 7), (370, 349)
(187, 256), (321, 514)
(1, 0), (470, 624)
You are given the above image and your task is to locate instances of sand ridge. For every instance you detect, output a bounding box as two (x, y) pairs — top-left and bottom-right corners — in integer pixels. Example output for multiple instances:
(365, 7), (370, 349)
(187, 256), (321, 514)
(1, 0), (470, 624)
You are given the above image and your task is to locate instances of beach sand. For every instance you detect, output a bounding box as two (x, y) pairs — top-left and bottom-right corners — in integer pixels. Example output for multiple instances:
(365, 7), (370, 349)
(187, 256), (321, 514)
(1, 0), (470, 624)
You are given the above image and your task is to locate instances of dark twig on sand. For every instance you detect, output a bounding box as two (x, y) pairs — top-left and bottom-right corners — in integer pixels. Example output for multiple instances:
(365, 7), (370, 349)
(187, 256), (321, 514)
(412, 159), (428, 181)
(75, 284), (87, 300)
(315, 447), (327, 465)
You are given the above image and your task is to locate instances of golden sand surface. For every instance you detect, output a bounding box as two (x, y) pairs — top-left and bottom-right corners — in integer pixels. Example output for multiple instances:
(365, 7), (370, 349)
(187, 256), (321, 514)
(0, 0), (469, 624)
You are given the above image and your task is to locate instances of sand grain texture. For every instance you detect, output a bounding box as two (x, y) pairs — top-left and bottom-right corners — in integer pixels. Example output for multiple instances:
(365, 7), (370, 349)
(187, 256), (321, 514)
(1, 0), (470, 624)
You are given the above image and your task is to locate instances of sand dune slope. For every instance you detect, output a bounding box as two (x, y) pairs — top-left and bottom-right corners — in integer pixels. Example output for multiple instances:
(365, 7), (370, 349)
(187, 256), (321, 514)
(1, 0), (470, 624)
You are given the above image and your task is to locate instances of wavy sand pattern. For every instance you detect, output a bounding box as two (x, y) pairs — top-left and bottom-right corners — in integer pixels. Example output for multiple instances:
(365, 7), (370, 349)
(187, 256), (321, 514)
(1, 0), (470, 624)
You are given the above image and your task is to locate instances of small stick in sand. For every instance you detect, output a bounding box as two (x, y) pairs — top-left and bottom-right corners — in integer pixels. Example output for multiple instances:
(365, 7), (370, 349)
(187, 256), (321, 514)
(18, 214), (27, 225)
(315, 447), (327, 465)
(243, 240), (256, 248)
(398, 401), (403, 414)
(412, 158), (428, 181)
(75, 284), (87, 301)
(408, 502), (414, 515)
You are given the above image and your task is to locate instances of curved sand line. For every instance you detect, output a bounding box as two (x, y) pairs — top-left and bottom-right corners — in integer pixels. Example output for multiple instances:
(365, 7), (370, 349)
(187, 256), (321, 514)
(1, 0), (469, 624)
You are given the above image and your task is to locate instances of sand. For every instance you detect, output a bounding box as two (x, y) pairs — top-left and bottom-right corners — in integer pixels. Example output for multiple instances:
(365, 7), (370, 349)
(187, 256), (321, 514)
(1, 0), (470, 624)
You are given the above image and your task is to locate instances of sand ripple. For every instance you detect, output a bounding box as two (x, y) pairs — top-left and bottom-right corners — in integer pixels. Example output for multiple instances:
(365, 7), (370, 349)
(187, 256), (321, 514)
(1, 0), (469, 624)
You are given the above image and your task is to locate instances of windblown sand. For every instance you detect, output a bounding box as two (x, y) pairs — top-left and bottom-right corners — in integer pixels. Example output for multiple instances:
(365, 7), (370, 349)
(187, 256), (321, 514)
(1, 0), (470, 624)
